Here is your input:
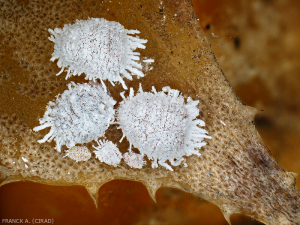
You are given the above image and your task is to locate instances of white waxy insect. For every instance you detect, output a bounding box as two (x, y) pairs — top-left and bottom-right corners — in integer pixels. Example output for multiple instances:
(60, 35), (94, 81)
(33, 82), (116, 152)
(48, 18), (150, 90)
(93, 139), (122, 167)
(64, 146), (91, 162)
(123, 152), (145, 169)
(117, 84), (211, 171)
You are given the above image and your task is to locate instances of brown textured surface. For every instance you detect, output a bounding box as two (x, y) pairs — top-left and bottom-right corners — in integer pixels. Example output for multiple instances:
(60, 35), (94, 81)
(194, 0), (300, 189)
(0, 0), (299, 225)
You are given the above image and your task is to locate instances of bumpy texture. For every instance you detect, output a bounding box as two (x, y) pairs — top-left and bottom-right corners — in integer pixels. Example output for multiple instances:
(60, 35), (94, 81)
(64, 146), (91, 162)
(33, 82), (116, 152)
(49, 18), (148, 89)
(117, 84), (211, 170)
(93, 140), (122, 166)
(0, 0), (299, 224)
(195, 0), (300, 183)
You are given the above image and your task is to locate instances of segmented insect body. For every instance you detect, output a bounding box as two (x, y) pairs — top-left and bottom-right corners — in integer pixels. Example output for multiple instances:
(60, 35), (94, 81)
(48, 18), (148, 90)
(34, 82), (116, 152)
(93, 139), (123, 166)
(117, 84), (211, 170)
(64, 146), (91, 162)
